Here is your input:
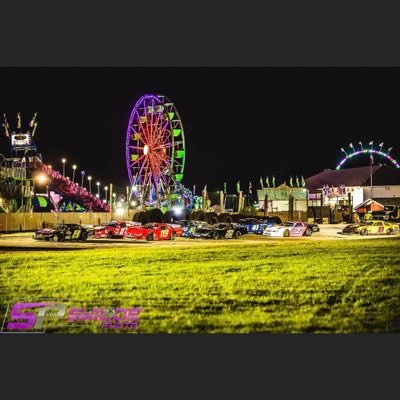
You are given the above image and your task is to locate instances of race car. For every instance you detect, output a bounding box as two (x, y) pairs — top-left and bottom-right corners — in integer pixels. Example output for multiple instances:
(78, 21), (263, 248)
(192, 222), (246, 239)
(166, 223), (184, 237)
(176, 220), (208, 237)
(307, 223), (320, 232)
(263, 221), (313, 237)
(238, 218), (275, 234)
(93, 221), (140, 239)
(33, 223), (89, 242)
(339, 220), (399, 236)
(125, 223), (183, 241)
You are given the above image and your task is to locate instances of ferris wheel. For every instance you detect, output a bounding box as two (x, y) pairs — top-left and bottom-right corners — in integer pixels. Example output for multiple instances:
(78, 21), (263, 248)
(125, 94), (186, 207)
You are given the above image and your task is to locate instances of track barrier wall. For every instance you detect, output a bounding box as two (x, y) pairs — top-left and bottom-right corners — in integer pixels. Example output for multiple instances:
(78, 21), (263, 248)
(0, 210), (309, 233)
(0, 211), (136, 232)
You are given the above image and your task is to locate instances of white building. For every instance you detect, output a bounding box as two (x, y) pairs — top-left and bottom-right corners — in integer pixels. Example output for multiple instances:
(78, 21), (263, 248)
(305, 165), (400, 210)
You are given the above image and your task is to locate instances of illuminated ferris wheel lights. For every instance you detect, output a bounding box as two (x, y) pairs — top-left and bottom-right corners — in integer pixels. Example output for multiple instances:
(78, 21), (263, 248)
(126, 94), (185, 207)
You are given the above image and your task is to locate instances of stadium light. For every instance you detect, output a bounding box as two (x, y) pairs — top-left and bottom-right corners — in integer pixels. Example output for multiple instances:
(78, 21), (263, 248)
(88, 176), (92, 193)
(72, 164), (77, 183)
(61, 158), (66, 176)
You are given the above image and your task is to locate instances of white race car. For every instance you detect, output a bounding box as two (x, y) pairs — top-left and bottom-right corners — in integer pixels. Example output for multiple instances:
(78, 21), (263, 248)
(263, 221), (313, 237)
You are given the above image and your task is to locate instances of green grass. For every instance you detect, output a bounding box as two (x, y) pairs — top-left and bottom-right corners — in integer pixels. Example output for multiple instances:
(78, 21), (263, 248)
(1, 238), (400, 333)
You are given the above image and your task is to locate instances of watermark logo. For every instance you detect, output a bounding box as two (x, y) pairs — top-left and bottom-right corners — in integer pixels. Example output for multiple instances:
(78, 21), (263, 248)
(1, 302), (142, 333)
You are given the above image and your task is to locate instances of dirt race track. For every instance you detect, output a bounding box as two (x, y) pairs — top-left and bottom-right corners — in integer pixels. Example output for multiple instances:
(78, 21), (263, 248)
(0, 223), (397, 252)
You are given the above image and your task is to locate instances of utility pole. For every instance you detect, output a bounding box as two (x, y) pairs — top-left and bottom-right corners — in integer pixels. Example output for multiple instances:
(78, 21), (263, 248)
(288, 194), (294, 221)
(109, 183), (113, 221)
(238, 191), (243, 213)
(320, 190), (324, 224)
(370, 155), (373, 201)
(348, 192), (353, 223)
(264, 193), (268, 217)
(126, 186), (129, 213)
(202, 188), (207, 211)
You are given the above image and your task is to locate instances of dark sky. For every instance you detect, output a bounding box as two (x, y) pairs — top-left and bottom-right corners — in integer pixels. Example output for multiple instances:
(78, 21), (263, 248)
(1, 68), (400, 192)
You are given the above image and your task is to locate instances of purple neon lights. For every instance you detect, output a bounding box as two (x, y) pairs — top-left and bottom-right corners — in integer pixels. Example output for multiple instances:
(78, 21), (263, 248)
(336, 148), (400, 170)
(125, 94), (184, 206)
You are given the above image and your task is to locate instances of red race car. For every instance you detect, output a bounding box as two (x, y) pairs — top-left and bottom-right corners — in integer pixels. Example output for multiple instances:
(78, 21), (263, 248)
(126, 223), (183, 241)
(93, 221), (139, 239)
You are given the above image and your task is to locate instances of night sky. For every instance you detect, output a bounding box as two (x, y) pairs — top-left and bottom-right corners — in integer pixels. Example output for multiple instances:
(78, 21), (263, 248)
(1, 68), (400, 193)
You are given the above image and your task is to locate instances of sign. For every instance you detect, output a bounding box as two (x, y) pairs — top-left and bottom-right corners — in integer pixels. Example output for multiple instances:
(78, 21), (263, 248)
(11, 133), (32, 147)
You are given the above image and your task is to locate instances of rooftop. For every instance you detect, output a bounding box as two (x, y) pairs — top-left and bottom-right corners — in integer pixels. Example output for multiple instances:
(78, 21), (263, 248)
(305, 165), (400, 190)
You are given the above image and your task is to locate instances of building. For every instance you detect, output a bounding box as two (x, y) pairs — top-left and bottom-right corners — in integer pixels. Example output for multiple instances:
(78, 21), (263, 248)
(257, 184), (308, 212)
(305, 165), (400, 210)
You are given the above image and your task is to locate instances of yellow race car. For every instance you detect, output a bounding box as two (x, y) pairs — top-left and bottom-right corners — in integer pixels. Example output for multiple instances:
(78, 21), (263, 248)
(341, 220), (399, 236)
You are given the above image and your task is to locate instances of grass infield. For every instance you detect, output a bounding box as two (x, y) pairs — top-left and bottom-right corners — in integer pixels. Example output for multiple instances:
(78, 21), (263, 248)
(1, 237), (400, 333)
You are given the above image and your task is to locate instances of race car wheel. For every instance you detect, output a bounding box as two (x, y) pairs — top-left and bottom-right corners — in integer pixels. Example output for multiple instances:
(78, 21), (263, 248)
(386, 229), (393, 235)
(283, 229), (290, 237)
(234, 231), (242, 239)
(56, 234), (65, 242)
(305, 228), (312, 236)
(360, 228), (369, 236)
(212, 231), (220, 240)
(107, 231), (113, 239)
(81, 232), (88, 241)
(146, 233), (154, 241)
(170, 232), (176, 240)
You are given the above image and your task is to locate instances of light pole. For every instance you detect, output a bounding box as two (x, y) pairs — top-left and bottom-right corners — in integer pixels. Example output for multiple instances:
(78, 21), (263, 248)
(72, 164), (77, 183)
(88, 176), (92, 194)
(61, 158), (66, 176)
(104, 186), (108, 203)
(81, 170), (86, 187)
(96, 181), (100, 198)
(113, 192), (116, 209)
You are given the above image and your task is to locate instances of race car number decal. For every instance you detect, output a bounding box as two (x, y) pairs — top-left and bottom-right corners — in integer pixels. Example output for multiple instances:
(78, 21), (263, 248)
(160, 229), (169, 238)
(293, 228), (301, 234)
(378, 226), (384, 233)
(252, 225), (259, 232)
(119, 228), (127, 236)
(72, 230), (81, 239)
(225, 229), (234, 238)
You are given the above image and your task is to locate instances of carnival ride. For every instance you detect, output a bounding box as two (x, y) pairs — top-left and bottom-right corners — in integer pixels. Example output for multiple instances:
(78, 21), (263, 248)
(1, 113), (110, 212)
(126, 94), (186, 209)
(337, 142), (399, 170)
(36, 162), (110, 212)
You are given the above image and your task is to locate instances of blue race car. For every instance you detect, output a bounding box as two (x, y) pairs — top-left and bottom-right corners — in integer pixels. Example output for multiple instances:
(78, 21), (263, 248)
(238, 218), (275, 234)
